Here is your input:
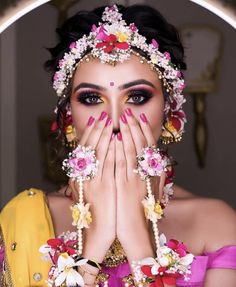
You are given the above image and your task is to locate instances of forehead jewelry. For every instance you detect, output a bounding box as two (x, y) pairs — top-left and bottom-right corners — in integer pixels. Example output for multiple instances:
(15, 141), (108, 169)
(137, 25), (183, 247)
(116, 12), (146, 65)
(53, 4), (187, 140)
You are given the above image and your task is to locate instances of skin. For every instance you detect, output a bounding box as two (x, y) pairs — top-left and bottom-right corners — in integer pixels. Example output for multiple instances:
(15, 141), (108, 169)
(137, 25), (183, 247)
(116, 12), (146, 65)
(46, 55), (236, 286)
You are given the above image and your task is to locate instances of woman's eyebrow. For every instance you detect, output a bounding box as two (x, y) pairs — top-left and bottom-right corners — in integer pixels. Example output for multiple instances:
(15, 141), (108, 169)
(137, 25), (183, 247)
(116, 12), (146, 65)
(73, 83), (106, 93)
(118, 79), (155, 90)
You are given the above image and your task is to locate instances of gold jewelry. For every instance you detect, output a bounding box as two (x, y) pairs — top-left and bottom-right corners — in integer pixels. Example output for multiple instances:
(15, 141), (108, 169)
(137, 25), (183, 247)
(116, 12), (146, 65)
(64, 124), (78, 148)
(102, 237), (127, 267)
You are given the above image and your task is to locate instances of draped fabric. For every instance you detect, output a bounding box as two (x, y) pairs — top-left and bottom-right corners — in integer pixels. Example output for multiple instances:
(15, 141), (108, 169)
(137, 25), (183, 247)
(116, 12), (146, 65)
(101, 245), (236, 287)
(0, 188), (236, 287)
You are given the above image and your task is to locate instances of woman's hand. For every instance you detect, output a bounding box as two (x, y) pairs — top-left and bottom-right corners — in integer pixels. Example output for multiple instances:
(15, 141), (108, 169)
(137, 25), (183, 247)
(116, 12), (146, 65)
(115, 109), (159, 261)
(69, 111), (116, 263)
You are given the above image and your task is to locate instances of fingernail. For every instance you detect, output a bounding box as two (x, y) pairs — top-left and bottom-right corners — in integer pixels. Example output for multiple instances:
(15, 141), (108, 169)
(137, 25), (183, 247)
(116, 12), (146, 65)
(117, 132), (122, 141)
(110, 133), (115, 141)
(140, 113), (148, 123)
(105, 117), (112, 127)
(125, 108), (133, 117)
(99, 111), (107, 121)
(87, 116), (95, 126)
(120, 114), (127, 124)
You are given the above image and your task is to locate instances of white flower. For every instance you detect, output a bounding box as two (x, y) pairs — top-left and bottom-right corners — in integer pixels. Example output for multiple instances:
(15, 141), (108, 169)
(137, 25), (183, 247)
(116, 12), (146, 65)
(140, 257), (160, 275)
(179, 253), (194, 266)
(55, 254), (87, 287)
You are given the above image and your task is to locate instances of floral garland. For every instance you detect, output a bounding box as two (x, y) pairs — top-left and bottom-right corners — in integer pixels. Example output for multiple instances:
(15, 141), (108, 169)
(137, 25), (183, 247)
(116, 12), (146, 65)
(132, 234), (194, 287)
(39, 232), (88, 287)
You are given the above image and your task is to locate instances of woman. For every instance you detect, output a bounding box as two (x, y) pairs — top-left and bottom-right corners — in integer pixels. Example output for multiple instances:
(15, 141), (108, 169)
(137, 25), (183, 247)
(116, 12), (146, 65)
(0, 4), (236, 287)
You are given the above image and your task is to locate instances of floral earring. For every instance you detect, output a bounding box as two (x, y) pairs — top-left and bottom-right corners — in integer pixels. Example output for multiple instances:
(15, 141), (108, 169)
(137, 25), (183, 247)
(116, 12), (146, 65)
(63, 106), (78, 148)
(160, 113), (185, 145)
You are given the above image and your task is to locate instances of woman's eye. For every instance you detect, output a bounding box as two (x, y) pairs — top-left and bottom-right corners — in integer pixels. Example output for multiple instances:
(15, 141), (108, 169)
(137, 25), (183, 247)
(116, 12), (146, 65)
(77, 92), (103, 105)
(126, 90), (152, 105)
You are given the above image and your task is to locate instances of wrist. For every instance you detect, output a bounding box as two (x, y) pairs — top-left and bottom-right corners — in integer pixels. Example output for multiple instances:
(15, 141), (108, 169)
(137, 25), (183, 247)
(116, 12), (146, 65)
(118, 222), (155, 262)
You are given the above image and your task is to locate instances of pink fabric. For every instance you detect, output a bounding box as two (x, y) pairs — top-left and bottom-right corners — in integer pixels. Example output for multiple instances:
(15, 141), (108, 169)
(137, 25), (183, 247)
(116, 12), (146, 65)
(101, 245), (236, 287)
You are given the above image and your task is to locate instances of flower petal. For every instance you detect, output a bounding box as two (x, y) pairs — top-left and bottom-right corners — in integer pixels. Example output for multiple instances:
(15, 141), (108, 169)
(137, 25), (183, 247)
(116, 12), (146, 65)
(141, 265), (153, 277)
(140, 257), (157, 265)
(54, 272), (66, 286)
(179, 253), (194, 265)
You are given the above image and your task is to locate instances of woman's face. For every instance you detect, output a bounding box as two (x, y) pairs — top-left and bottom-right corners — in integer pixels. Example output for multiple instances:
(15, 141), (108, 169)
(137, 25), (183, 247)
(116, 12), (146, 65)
(70, 54), (164, 141)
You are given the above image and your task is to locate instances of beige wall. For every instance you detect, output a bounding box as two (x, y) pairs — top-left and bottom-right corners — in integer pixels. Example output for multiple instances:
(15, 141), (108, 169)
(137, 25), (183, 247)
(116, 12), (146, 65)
(0, 0), (235, 209)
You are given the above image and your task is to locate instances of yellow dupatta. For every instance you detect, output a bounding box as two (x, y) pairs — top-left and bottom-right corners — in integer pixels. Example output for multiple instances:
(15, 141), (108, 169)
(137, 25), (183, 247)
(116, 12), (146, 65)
(0, 188), (55, 286)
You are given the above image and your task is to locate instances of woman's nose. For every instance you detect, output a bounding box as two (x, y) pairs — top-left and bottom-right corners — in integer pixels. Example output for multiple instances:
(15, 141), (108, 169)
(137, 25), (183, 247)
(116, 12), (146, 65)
(108, 107), (124, 134)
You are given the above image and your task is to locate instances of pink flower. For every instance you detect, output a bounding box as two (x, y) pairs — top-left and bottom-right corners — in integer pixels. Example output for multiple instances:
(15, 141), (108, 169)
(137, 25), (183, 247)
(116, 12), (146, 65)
(130, 23), (137, 32)
(167, 239), (187, 257)
(164, 52), (171, 60)
(53, 72), (59, 81)
(59, 59), (65, 68)
(69, 42), (76, 49)
(77, 158), (87, 170)
(176, 70), (182, 78)
(152, 39), (159, 48)
(69, 157), (87, 171)
(179, 83), (186, 92)
(149, 158), (160, 168)
(91, 24), (97, 32)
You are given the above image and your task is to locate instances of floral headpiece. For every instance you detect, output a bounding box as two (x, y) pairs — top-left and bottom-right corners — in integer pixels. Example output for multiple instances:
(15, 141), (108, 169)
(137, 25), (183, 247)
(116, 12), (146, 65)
(53, 4), (187, 140)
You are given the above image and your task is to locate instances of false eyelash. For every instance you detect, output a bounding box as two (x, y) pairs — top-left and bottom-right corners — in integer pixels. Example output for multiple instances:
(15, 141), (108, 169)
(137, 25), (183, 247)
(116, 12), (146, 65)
(76, 91), (102, 106)
(126, 89), (153, 105)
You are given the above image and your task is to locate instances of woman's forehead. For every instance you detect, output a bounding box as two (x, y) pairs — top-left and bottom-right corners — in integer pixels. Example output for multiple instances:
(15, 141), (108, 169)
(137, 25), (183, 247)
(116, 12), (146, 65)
(73, 54), (161, 88)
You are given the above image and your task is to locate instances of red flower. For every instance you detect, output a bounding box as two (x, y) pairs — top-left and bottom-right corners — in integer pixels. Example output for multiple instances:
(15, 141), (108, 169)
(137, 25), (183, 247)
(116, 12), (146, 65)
(167, 239), (187, 257)
(96, 33), (129, 53)
(141, 265), (180, 287)
(47, 238), (77, 264)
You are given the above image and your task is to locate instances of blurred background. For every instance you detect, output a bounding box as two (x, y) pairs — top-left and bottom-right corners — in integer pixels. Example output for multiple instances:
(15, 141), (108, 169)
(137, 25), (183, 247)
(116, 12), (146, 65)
(0, 0), (236, 209)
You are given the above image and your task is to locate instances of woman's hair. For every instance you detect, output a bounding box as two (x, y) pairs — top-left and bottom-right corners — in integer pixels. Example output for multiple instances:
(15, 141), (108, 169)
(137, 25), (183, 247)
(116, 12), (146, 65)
(45, 4), (186, 181)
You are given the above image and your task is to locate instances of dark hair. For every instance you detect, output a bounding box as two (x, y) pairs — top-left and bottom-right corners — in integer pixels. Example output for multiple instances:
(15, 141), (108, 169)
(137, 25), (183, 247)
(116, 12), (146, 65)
(45, 4), (185, 181)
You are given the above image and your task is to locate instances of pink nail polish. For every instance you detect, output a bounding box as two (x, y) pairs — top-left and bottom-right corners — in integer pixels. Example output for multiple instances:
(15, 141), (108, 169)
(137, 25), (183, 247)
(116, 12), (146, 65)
(125, 108), (133, 117)
(110, 133), (115, 141)
(87, 116), (95, 126)
(105, 117), (112, 127)
(140, 113), (148, 123)
(99, 111), (107, 121)
(117, 132), (122, 141)
(120, 114), (127, 124)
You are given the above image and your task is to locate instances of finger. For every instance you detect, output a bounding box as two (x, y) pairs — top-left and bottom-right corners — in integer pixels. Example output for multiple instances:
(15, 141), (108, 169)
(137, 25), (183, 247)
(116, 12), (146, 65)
(96, 118), (114, 179)
(78, 116), (96, 146)
(68, 178), (79, 202)
(84, 111), (109, 149)
(124, 109), (147, 155)
(115, 132), (127, 181)
(138, 112), (157, 147)
(158, 171), (167, 201)
(119, 115), (137, 179)
(102, 134), (115, 181)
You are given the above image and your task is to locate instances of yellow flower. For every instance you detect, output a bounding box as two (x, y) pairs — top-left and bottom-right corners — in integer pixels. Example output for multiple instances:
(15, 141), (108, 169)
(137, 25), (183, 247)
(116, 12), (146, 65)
(72, 207), (80, 225)
(116, 32), (128, 42)
(144, 207), (149, 219)
(154, 201), (164, 217)
(65, 125), (73, 134)
(86, 211), (92, 225)
(150, 54), (158, 65)
(166, 121), (176, 133)
(166, 254), (175, 266)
